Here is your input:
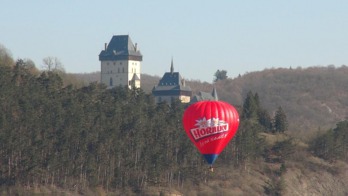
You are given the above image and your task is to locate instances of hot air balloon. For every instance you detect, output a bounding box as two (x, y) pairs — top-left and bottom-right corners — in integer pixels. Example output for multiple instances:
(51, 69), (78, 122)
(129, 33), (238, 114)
(182, 100), (239, 169)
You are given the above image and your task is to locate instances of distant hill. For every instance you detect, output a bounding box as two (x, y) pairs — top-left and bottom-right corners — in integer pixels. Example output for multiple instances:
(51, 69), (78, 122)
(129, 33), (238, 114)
(72, 65), (348, 137)
(213, 66), (348, 137)
(149, 66), (348, 137)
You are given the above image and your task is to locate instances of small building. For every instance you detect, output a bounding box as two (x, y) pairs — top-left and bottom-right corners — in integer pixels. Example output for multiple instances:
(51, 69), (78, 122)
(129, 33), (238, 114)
(99, 35), (142, 89)
(152, 60), (192, 104)
(190, 87), (219, 104)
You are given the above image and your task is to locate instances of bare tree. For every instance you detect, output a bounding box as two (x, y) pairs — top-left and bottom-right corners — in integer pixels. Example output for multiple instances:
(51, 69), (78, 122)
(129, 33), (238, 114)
(42, 56), (65, 72)
(0, 44), (14, 66)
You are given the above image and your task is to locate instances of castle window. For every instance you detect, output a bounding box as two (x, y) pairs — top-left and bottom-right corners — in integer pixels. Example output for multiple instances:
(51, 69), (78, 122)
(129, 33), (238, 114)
(109, 77), (113, 86)
(113, 62), (116, 65)
(122, 67), (124, 73)
(118, 68), (120, 73)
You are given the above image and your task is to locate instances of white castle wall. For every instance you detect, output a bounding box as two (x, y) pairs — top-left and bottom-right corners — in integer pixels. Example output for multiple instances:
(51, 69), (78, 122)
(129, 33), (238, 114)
(101, 60), (141, 88)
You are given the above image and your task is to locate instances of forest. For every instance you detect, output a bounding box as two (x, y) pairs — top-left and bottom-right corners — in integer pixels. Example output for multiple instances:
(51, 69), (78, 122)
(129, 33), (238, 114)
(0, 46), (348, 195)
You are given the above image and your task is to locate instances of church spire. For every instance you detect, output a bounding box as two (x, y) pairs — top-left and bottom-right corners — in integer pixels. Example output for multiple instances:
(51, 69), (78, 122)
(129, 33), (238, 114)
(170, 57), (174, 73)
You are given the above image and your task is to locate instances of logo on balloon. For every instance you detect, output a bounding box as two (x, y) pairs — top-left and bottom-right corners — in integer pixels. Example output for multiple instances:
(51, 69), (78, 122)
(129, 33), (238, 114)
(190, 117), (229, 141)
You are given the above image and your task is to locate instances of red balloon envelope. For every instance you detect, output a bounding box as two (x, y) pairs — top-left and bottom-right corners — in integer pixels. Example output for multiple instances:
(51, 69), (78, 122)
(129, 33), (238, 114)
(182, 100), (240, 165)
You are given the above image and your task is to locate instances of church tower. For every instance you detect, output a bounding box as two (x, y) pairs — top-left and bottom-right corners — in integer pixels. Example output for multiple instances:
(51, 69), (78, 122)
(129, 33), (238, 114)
(99, 35), (142, 89)
(152, 59), (192, 104)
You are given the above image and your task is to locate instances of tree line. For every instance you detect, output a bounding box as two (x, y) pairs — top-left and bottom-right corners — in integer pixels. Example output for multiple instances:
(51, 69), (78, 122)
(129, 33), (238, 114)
(1, 49), (347, 194)
(0, 57), (289, 192)
(310, 120), (348, 162)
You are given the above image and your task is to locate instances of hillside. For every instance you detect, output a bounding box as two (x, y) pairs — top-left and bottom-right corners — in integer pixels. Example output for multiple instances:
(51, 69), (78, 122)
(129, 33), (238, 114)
(2, 44), (348, 195)
(213, 66), (348, 137)
(1, 55), (348, 195)
(73, 66), (348, 138)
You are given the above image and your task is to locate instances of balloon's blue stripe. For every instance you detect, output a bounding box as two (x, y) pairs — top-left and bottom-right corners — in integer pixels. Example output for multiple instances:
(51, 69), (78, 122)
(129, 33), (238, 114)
(203, 154), (219, 165)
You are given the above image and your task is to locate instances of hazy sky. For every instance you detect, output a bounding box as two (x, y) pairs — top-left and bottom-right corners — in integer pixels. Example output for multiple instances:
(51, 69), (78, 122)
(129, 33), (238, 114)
(2, 0), (348, 82)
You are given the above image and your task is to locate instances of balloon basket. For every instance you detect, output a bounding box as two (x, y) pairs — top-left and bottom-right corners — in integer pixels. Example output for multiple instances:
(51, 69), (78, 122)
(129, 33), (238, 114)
(209, 165), (214, 172)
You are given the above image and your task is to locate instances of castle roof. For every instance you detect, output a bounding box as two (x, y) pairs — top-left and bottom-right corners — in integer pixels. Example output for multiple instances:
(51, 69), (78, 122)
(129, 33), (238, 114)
(190, 87), (219, 103)
(99, 35), (142, 61)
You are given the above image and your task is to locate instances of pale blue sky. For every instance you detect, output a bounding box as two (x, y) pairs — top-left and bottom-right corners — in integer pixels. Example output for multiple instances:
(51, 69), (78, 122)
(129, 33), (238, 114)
(1, 0), (348, 82)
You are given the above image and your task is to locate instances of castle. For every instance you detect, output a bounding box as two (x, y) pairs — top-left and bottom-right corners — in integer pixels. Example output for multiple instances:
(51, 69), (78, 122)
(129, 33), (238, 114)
(100, 35), (215, 104)
(99, 35), (142, 89)
(152, 59), (192, 104)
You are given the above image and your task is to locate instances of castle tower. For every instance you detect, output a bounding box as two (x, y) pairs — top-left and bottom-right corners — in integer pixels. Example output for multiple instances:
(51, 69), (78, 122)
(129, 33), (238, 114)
(99, 35), (142, 89)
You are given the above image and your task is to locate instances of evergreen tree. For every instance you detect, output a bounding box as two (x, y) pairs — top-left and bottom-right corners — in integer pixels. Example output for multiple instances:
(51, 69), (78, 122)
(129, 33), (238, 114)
(232, 119), (266, 167)
(274, 106), (288, 133)
(258, 109), (273, 131)
(332, 120), (348, 161)
(310, 129), (336, 161)
(214, 69), (228, 82)
(242, 91), (259, 120)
